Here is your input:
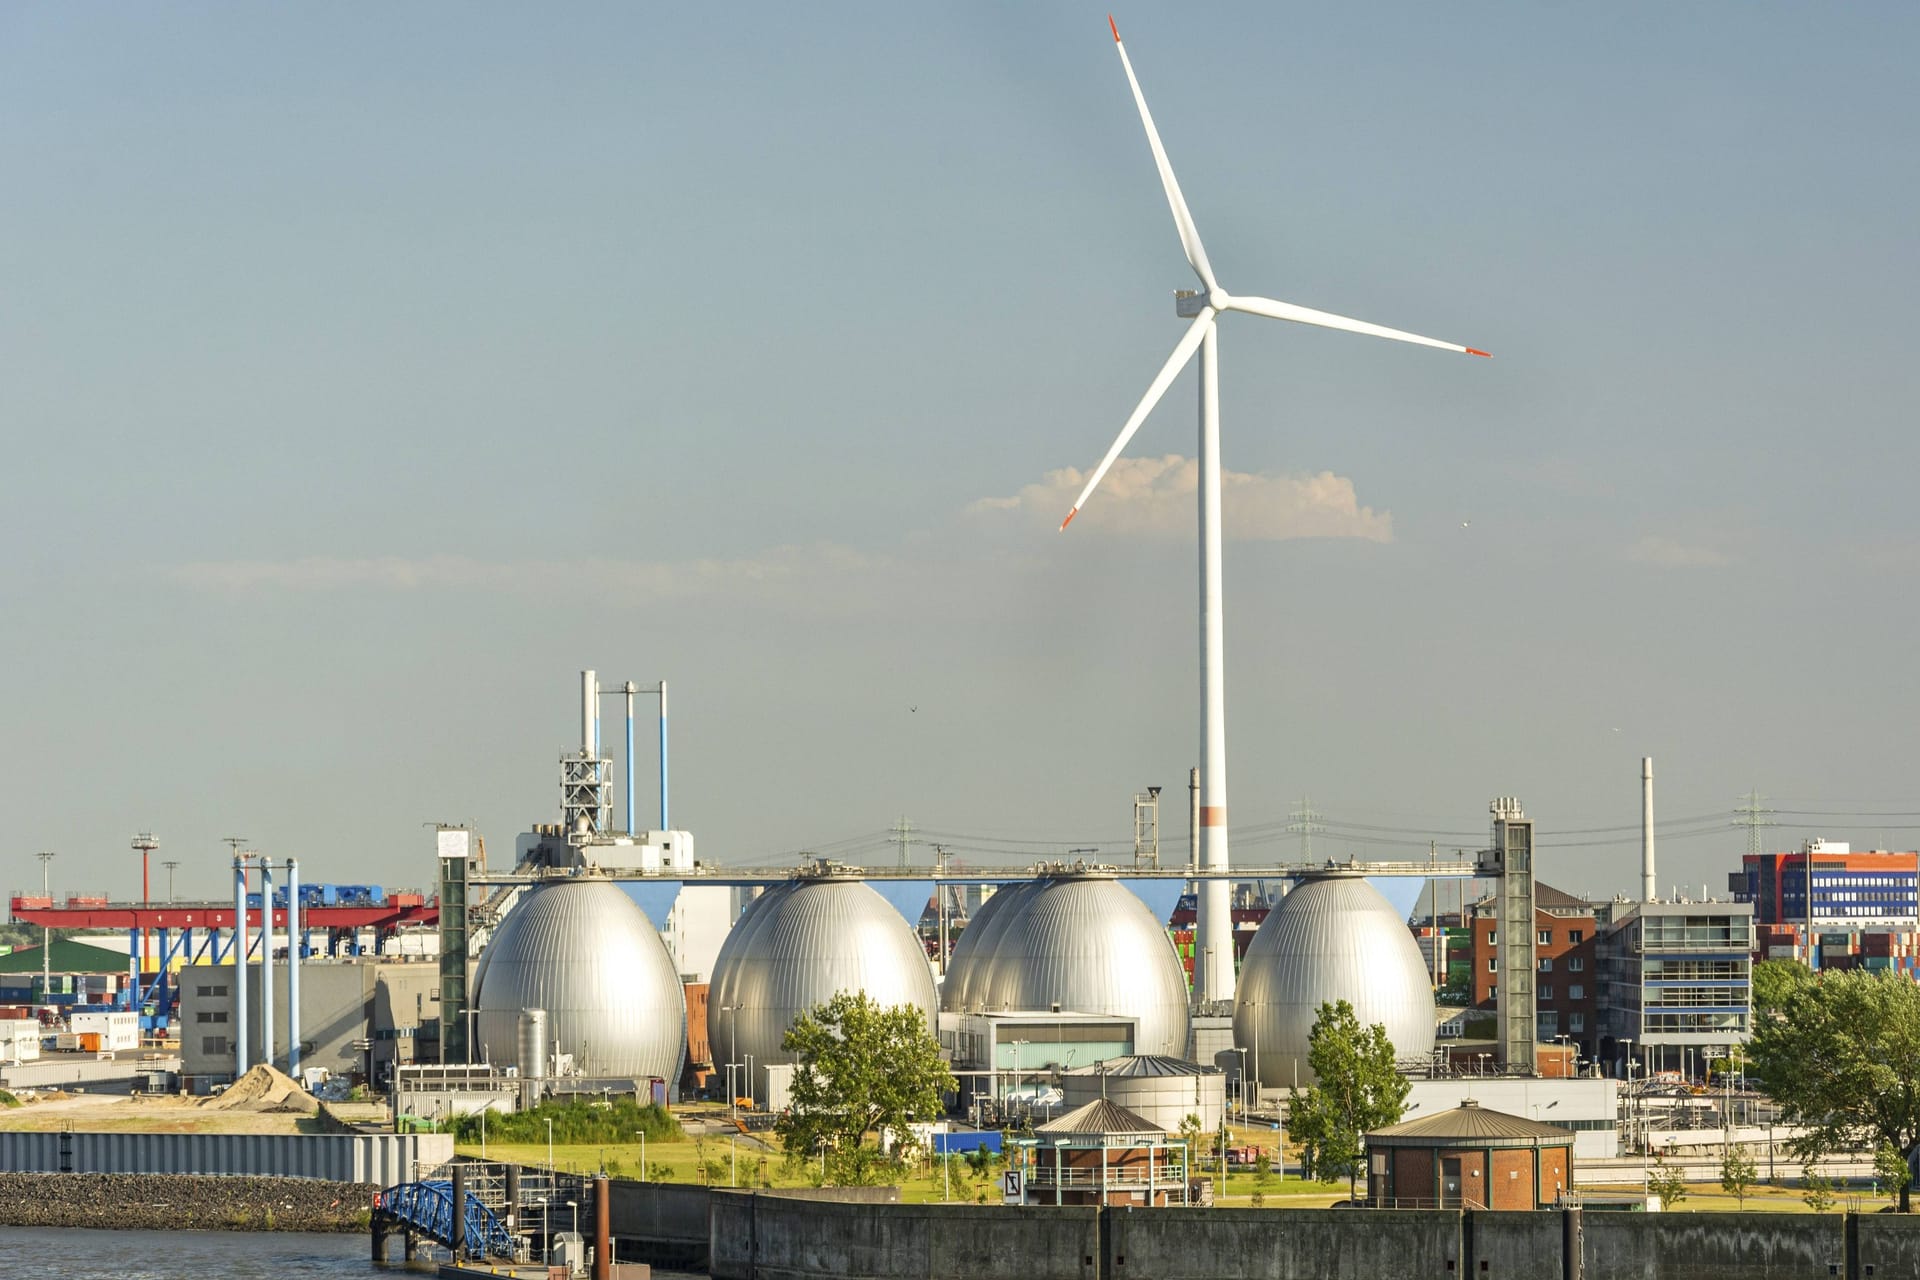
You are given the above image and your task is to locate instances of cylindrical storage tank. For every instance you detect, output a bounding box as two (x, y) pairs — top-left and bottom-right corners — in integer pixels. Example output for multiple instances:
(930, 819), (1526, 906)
(941, 874), (1191, 1060)
(1061, 1054), (1226, 1132)
(473, 878), (686, 1083)
(707, 875), (936, 1105)
(1233, 872), (1436, 1089)
(516, 1009), (549, 1108)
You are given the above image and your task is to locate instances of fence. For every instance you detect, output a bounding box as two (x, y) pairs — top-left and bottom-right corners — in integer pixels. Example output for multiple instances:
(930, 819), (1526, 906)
(0, 1130), (451, 1184)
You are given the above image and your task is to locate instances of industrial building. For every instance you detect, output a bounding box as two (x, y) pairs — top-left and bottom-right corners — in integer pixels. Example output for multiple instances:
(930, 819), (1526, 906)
(177, 958), (440, 1090)
(1365, 1100), (1576, 1210)
(1467, 882), (1603, 1061)
(1597, 898), (1754, 1079)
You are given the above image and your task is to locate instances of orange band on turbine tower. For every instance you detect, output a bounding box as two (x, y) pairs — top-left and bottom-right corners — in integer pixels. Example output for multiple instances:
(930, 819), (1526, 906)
(1200, 806), (1226, 826)
(1109, 15), (1121, 42)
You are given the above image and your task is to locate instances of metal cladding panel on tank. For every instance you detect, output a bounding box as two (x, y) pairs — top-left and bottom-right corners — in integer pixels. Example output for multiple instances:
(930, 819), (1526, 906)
(940, 878), (1044, 1014)
(473, 879), (686, 1082)
(707, 878), (936, 1073)
(944, 875), (1190, 1059)
(1233, 873), (1436, 1088)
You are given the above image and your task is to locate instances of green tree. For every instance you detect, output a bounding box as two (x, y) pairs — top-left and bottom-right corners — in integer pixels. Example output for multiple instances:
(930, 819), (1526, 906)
(1647, 1149), (1688, 1207)
(1285, 1000), (1410, 1199)
(775, 991), (955, 1185)
(1719, 1147), (1757, 1206)
(1751, 958), (1813, 1019)
(1749, 968), (1920, 1212)
(1802, 1164), (1835, 1213)
(1876, 1142), (1912, 1205)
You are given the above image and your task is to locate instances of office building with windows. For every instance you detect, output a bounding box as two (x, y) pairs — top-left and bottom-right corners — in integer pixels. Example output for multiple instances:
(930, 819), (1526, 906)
(1597, 899), (1753, 1078)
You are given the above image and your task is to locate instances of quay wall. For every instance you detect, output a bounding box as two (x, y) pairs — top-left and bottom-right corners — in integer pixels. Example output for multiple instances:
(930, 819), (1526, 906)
(709, 1192), (1100, 1280)
(1107, 1207), (1459, 1280)
(0, 1171), (373, 1232)
(0, 1128), (450, 1184)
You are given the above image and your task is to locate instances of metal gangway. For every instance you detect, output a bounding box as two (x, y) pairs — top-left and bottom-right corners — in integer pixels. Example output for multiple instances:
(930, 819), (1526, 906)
(374, 1178), (516, 1259)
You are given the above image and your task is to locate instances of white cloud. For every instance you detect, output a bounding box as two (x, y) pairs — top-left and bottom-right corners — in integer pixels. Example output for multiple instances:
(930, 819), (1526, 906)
(166, 544), (887, 597)
(970, 454), (1393, 542)
(1626, 536), (1731, 568)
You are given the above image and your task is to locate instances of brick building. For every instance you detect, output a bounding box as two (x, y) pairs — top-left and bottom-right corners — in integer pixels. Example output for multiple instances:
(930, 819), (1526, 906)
(1469, 882), (1601, 1061)
(1365, 1099), (1576, 1209)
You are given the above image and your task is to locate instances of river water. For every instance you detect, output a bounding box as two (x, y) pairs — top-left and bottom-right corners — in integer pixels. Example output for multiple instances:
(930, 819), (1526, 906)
(0, 1227), (703, 1279)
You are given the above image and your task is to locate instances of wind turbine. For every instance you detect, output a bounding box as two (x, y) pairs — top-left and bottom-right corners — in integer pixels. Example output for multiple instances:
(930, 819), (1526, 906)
(1061, 16), (1488, 1007)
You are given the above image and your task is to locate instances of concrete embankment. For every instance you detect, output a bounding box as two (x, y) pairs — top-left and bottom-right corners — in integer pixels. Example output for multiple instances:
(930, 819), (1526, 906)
(0, 1172), (376, 1232)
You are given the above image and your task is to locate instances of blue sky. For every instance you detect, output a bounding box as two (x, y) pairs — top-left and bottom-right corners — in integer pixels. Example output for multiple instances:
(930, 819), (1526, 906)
(5, 4), (1919, 909)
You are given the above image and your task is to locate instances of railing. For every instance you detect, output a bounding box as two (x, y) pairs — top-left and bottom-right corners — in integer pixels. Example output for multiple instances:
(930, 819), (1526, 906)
(374, 1179), (516, 1258)
(1026, 1165), (1186, 1190)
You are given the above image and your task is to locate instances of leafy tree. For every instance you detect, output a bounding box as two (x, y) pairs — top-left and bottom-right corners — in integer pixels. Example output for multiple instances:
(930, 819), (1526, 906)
(1647, 1150), (1688, 1207)
(1285, 1000), (1410, 1199)
(1719, 1147), (1757, 1206)
(1749, 968), (1920, 1211)
(1751, 958), (1813, 1019)
(1877, 1142), (1913, 1205)
(1177, 1112), (1204, 1164)
(775, 991), (955, 1185)
(1802, 1164), (1835, 1213)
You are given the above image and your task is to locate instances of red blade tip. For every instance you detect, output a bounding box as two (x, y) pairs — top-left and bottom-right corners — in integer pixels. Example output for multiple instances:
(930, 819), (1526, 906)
(1466, 348), (1492, 358)
(1108, 15), (1120, 42)
(1060, 507), (1079, 531)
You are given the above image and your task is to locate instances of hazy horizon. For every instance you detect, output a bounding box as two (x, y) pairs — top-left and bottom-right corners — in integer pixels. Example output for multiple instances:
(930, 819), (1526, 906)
(5, 4), (1919, 907)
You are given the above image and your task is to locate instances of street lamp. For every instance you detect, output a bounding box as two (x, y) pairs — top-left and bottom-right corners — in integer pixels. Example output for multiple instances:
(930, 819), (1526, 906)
(1010, 1039), (1028, 1112)
(1231, 1047), (1249, 1121)
(465, 1009), (482, 1065)
(635, 1129), (645, 1182)
(546, 1117), (555, 1177)
(566, 1198), (578, 1244)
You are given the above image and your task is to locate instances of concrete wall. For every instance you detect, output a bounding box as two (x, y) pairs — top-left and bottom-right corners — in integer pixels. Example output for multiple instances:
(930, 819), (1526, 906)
(1580, 1212), (1844, 1280)
(1857, 1213), (1920, 1278)
(1109, 1208), (1459, 1280)
(609, 1180), (712, 1269)
(1464, 1211), (1563, 1279)
(0, 1129), (451, 1184)
(709, 1192), (1101, 1280)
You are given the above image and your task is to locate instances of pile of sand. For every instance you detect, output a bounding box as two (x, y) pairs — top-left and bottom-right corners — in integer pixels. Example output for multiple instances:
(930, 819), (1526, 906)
(202, 1063), (318, 1115)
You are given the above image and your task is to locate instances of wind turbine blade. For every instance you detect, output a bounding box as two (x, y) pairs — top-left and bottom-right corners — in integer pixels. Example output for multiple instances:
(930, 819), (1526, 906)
(1062, 307), (1215, 530)
(1110, 16), (1217, 292)
(1225, 294), (1490, 357)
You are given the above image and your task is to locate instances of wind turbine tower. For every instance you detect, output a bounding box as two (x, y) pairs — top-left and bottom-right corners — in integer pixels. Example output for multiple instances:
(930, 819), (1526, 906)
(1059, 18), (1488, 1005)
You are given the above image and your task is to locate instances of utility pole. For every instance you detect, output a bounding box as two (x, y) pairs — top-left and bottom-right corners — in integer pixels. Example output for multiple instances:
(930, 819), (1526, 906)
(162, 861), (180, 903)
(36, 852), (55, 997)
(934, 845), (950, 975)
(1288, 798), (1323, 862)
(892, 817), (915, 870)
(1733, 791), (1777, 858)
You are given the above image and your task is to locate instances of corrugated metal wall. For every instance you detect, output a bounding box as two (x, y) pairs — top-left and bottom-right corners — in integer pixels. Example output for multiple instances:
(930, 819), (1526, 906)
(0, 1130), (453, 1184)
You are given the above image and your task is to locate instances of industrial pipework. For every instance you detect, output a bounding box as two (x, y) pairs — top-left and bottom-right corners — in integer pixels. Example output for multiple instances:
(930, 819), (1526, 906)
(232, 855), (249, 1077)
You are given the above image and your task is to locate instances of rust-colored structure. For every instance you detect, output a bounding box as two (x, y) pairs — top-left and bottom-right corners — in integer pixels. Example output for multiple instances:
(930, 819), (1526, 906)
(681, 982), (712, 1094)
(1365, 1100), (1575, 1210)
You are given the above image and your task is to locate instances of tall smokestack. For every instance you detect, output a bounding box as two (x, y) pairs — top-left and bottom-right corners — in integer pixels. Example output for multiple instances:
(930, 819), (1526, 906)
(581, 670), (597, 757)
(1641, 757), (1657, 903)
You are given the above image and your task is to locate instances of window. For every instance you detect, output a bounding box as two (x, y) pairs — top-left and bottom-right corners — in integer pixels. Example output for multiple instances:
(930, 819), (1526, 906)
(1570, 985), (1585, 1000)
(202, 1036), (228, 1055)
(1486, 985), (1497, 1001)
(1540, 987), (1553, 1001)
(1538, 957), (1553, 972)
(1487, 930), (1497, 945)
(1488, 957), (1498, 972)
(1567, 956), (1584, 972)
(195, 984), (229, 998)
(1538, 929), (1553, 945)
(1568, 1012), (1585, 1032)
(1568, 930), (1585, 944)
(194, 1011), (229, 1025)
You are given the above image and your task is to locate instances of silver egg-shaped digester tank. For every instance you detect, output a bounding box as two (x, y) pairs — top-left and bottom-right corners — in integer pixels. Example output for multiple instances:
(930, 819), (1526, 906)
(706, 873), (937, 1099)
(940, 873), (1190, 1060)
(473, 877), (686, 1083)
(1233, 871), (1436, 1088)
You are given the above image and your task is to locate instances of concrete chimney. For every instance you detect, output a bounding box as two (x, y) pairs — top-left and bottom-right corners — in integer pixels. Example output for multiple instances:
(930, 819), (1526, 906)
(1641, 757), (1657, 903)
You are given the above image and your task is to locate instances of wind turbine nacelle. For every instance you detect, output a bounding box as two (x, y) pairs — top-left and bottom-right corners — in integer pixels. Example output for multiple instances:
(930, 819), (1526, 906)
(1175, 289), (1209, 318)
